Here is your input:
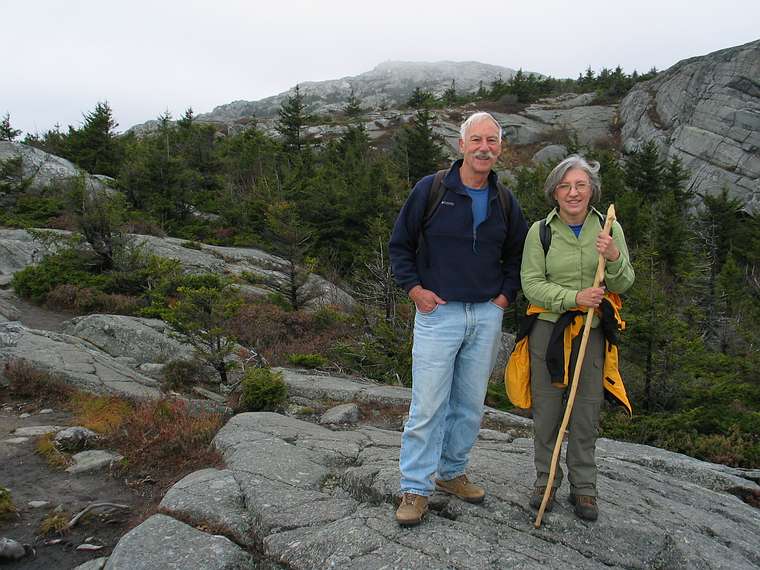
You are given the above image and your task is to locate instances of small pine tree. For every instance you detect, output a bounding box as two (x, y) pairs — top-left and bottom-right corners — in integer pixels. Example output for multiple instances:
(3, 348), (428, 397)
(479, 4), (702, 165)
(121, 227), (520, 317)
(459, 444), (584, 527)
(276, 85), (311, 153)
(0, 113), (22, 141)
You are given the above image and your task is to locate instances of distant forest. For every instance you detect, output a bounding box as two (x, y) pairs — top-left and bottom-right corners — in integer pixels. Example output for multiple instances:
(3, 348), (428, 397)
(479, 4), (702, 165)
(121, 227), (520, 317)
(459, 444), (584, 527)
(1, 64), (758, 468)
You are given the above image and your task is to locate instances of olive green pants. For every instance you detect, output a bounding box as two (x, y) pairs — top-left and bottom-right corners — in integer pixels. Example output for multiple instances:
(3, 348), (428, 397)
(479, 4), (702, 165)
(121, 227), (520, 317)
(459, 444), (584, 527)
(529, 319), (604, 497)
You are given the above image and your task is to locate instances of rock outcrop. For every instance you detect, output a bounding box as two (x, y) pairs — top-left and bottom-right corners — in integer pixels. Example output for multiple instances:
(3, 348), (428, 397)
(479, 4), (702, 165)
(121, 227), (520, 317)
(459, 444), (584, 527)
(0, 141), (110, 193)
(100, 411), (759, 569)
(620, 39), (760, 212)
(0, 228), (354, 309)
(0, 321), (161, 399)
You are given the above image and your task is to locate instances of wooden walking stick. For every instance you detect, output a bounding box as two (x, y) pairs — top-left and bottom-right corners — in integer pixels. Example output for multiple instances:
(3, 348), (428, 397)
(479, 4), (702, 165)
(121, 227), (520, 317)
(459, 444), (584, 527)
(534, 204), (616, 528)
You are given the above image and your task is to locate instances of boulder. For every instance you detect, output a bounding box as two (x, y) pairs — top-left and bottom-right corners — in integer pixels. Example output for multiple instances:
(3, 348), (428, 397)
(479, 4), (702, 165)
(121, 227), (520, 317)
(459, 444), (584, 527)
(66, 450), (124, 474)
(54, 426), (98, 451)
(60, 314), (195, 365)
(103, 514), (253, 570)
(620, 39), (760, 212)
(532, 144), (568, 165)
(319, 403), (361, 425)
(158, 468), (252, 547)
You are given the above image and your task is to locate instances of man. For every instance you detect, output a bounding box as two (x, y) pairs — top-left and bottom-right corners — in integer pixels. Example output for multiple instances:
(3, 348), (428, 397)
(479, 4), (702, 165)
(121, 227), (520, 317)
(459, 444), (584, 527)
(389, 111), (528, 525)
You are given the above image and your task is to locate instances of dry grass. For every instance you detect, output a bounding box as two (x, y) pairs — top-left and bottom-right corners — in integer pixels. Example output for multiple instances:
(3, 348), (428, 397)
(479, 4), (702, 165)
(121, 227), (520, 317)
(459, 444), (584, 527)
(35, 433), (71, 469)
(70, 393), (133, 434)
(37, 511), (71, 537)
(0, 486), (17, 521)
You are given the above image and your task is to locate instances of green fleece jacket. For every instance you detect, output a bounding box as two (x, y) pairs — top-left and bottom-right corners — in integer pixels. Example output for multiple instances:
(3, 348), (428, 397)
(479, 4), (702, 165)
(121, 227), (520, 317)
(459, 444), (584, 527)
(521, 207), (635, 324)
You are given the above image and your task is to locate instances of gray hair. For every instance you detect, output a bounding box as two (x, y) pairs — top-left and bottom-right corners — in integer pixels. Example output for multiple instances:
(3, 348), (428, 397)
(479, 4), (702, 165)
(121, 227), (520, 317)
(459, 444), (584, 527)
(543, 155), (602, 207)
(460, 112), (502, 142)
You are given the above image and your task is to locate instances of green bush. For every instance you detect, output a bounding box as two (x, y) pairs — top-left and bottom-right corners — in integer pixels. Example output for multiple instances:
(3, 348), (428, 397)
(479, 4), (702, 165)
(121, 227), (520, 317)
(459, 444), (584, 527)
(11, 249), (105, 302)
(161, 359), (208, 392)
(288, 353), (328, 369)
(239, 368), (287, 411)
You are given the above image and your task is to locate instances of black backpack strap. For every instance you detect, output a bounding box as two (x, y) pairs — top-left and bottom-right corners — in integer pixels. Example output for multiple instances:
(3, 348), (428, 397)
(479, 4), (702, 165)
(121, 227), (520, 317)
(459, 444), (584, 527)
(494, 180), (513, 226)
(539, 218), (551, 257)
(423, 169), (449, 227)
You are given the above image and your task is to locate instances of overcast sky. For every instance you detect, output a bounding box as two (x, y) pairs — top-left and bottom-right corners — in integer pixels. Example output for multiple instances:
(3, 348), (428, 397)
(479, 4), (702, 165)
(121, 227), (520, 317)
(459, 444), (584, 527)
(3, 0), (759, 136)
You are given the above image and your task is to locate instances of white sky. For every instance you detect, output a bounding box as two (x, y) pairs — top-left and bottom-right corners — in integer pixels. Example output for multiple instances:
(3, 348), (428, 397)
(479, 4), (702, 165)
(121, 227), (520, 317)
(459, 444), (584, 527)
(3, 0), (759, 136)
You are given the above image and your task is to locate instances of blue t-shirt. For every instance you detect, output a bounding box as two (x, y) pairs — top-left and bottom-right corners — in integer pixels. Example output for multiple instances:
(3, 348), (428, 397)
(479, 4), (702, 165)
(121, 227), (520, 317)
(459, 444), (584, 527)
(465, 186), (489, 230)
(569, 223), (583, 237)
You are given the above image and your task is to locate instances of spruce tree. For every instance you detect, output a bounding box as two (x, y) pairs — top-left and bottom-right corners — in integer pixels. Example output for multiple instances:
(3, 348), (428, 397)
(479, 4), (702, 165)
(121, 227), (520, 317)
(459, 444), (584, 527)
(67, 101), (121, 176)
(0, 113), (21, 141)
(276, 85), (311, 153)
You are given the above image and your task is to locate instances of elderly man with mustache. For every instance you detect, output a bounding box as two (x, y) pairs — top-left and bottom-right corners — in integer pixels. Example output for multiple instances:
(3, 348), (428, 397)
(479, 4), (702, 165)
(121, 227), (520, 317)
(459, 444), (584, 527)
(389, 111), (528, 525)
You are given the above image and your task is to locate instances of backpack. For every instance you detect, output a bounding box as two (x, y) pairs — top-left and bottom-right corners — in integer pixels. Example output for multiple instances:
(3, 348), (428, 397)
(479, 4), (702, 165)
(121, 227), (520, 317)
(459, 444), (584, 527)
(422, 168), (513, 231)
(538, 209), (611, 257)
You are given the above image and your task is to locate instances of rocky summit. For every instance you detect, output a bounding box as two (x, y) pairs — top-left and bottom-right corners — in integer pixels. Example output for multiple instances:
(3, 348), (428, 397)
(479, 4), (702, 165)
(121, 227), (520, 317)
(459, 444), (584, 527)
(102, 406), (760, 569)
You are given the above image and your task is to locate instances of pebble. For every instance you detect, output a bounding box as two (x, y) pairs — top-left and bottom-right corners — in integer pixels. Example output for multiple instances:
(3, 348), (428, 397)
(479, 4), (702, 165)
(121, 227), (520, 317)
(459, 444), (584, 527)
(28, 501), (50, 509)
(19, 413), (31, 418)
(4, 437), (29, 444)
(40, 409), (54, 414)
(76, 543), (103, 552)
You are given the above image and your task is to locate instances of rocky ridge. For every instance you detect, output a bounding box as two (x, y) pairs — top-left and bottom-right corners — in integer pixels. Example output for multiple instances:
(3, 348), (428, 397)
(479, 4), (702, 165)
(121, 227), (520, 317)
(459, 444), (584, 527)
(619, 39), (760, 211)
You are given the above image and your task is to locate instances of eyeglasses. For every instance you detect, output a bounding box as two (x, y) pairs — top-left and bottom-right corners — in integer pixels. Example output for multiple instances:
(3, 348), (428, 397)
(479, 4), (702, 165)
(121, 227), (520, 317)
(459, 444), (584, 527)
(555, 181), (590, 193)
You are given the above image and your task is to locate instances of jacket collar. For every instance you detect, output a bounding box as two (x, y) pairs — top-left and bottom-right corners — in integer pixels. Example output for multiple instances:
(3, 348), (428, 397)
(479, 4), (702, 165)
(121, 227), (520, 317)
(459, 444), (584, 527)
(546, 206), (605, 225)
(443, 159), (499, 196)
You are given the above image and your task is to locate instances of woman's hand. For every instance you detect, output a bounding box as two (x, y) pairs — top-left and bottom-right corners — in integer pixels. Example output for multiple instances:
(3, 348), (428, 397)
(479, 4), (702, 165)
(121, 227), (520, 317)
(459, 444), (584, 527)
(596, 231), (620, 261)
(576, 287), (605, 308)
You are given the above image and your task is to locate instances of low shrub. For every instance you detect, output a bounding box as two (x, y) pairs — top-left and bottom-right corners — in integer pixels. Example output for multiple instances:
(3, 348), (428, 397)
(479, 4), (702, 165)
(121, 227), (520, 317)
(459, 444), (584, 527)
(181, 240), (204, 250)
(4, 359), (74, 402)
(239, 368), (287, 411)
(161, 359), (208, 392)
(288, 353), (328, 369)
(106, 398), (223, 488)
(45, 284), (143, 315)
(11, 249), (104, 303)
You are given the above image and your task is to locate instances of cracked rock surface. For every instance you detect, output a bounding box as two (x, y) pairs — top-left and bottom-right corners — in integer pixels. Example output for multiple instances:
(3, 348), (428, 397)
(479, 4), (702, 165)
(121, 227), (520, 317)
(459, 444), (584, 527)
(105, 411), (760, 569)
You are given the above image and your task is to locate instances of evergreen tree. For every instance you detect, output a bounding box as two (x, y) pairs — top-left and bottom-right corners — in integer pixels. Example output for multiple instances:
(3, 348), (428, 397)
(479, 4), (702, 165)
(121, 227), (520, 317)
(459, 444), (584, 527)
(393, 107), (445, 185)
(343, 88), (362, 121)
(67, 101), (121, 176)
(0, 113), (21, 141)
(276, 85), (311, 153)
(406, 87), (434, 110)
(443, 80), (457, 105)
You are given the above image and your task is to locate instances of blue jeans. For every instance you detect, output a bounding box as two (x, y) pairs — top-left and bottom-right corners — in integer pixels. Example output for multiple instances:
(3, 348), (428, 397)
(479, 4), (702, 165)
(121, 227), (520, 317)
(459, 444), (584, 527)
(399, 301), (504, 496)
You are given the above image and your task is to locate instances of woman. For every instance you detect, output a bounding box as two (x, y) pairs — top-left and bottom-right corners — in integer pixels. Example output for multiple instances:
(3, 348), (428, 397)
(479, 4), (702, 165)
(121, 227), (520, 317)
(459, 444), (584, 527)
(509, 155), (634, 521)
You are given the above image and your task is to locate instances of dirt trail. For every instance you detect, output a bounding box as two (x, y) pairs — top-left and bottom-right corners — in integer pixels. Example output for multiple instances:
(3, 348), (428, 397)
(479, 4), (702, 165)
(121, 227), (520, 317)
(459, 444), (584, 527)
(0, 403), (152, 569)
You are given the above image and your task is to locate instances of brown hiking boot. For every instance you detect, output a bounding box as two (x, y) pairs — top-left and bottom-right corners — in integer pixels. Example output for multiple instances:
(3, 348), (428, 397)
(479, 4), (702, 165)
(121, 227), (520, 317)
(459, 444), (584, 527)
(395, 493), (428, 526)
(435, 475), (485, 504)
(568, 494), (598, 521)
(529, 486), (556, 512)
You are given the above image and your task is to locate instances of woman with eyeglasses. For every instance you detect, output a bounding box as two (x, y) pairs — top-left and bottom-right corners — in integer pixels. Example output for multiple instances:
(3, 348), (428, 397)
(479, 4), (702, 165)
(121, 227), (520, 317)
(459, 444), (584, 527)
(508, 155), (635, 521)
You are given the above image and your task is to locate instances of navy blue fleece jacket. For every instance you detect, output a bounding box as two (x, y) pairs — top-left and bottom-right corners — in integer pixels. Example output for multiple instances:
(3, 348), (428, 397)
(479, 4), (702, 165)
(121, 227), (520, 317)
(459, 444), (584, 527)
(389, 160), (528, 304)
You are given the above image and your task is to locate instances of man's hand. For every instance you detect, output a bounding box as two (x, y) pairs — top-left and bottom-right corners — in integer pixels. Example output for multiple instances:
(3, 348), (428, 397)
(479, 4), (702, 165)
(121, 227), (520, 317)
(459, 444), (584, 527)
(409, 285), (446, 313)
(491, 293), (509, 309)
